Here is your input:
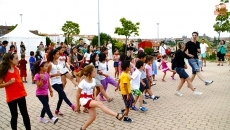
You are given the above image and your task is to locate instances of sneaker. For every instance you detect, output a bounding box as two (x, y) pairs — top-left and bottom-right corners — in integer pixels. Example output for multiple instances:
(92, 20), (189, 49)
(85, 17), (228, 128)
(175, 91), (183, 96)
(51, 117), (59, 124)
(139, 107), (147, 112)
(152, 96), (160, 101)
(99, 96), (106, 101)
(194, 91), (202, 95)
(143, 100), (147, 104)
(55, 110), (64, 116)
(205, 80), (213, 86)
(131, 106), (139, 111)
(123, 117), (134, 123)
(39, 117), (49, 124)
(145, 95), (150, 99)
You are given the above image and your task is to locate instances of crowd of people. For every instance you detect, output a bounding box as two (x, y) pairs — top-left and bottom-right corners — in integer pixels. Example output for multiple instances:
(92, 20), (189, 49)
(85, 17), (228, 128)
(1, 32), (229, 130)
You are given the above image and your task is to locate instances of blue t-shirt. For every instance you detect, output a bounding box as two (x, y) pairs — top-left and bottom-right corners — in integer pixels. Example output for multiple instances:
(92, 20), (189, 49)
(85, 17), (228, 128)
(29, 56), (36, 70)
(0, 46), (6, 60)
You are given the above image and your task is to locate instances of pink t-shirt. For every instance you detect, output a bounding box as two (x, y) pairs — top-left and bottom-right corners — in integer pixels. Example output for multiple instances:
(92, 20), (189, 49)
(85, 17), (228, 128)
(34, 72), (50, 96)
(145, 64), (152, 76)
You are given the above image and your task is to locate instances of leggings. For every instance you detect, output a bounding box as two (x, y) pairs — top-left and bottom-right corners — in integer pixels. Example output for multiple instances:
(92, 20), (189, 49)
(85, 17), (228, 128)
(37, 95), (53, 119)
(52, 84), (72, 111)
(7, 96), (31, 130)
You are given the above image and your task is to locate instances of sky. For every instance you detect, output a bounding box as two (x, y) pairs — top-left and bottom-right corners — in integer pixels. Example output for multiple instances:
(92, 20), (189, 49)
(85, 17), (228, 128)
(0, 0), (229, 39)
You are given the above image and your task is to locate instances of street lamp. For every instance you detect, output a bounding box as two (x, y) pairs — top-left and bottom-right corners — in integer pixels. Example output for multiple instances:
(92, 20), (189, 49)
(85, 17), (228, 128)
(156, 23), (159, 40)
(20, 14), (23, 23)
(97, 0), (100, 47)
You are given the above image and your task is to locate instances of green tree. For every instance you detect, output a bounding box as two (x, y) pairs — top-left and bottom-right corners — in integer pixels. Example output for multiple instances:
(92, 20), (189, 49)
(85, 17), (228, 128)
(62, 21), (80, 45)
(114, 17), (140, 53)
(91, 32), (113, 47)
(213, 0), (230, 40)
(114, 40), (124, 52)
(10, 24), (18, 31)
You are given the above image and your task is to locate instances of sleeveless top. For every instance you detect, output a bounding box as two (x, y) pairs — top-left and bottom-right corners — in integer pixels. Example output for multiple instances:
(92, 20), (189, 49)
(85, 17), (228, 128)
(49, 62), (62, 85)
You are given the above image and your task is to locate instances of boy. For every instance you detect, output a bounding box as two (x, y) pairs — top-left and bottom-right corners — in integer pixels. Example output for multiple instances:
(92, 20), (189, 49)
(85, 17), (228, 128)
(131, 60), (147, 112)
(119, 60), (134, 123)
(18, 54), (28, 83)
(137, 52), (160, 101)
(29, 51), (36, 84)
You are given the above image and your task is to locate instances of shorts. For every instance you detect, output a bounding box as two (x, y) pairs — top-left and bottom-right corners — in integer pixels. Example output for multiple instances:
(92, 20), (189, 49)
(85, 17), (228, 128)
(114, 62), (119, 67)
(61, 71), (68, 76)
(31, 69), (35, 76)
(83, 99), (92, 109)
(175, 67), (189, 79)
(140, 78), (150, 90)
(132, 89), (142, 96)
(188, 58), (200, 74)
(95, 79), (102, 87)
(122, 93), (135, 108)
(201, 52), (206, 58)
(20, 70), (27, 77)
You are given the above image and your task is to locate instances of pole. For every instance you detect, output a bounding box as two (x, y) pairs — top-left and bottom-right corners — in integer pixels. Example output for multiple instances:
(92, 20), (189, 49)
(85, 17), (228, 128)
(157, 23), (159, 40)
(97, 0), (100, 47)
(20, 14), (23, 23)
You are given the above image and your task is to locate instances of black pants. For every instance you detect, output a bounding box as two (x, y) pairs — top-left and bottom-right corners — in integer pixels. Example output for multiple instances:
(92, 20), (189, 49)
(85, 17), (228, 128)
(52, 84), (72, 111)
(7, 96), (31, 130)
(37, 95), (53, 119)
(218, 54), (225, 61)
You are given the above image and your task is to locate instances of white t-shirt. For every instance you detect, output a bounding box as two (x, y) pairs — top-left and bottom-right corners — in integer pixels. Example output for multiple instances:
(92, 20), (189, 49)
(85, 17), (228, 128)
(107, 43), (112, 50)
(159, 45), (166, 55)
(78, 78), (96, 106)
(200, 43), (208, 54)
(50, 62), (63, 85)
(59, 55), (68, 73)
(97, 62), (107, 80)
(131, 69), (142, 90)
(84, 53), (92, 63)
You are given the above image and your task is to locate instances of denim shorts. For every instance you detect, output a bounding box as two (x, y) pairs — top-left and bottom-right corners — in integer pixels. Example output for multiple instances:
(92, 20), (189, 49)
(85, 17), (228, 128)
(188, 58), (200, 74)
(114, 62), (119, 67)
(175, 67), (189, 79)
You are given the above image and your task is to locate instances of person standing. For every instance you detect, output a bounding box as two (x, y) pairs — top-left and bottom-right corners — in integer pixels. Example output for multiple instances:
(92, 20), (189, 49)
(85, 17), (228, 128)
(0, 40), (8, 62)
(107, 41), (113, 60)
(217, 40), (227, 66)
(20, 41), (26, 55)
(158, 41), (167, 56)
(200, 39), (209, 67)
(184, 32), (213, 85)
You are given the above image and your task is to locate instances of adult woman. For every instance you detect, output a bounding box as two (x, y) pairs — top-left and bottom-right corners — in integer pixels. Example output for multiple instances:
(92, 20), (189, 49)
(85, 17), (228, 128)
(217, 40), (227, 66)
(20, 41), (26, 55)
(174, 42), (202, 96)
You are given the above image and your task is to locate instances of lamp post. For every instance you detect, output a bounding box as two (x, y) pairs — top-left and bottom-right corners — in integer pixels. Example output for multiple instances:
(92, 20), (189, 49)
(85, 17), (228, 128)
(97, 0), (100, 47)
(20, 14), (23, 23)
(156, 23), (159, 40)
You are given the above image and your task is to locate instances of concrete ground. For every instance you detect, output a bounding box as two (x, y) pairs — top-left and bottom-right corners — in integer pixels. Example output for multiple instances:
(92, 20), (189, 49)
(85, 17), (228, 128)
(0, 60), (229, 130)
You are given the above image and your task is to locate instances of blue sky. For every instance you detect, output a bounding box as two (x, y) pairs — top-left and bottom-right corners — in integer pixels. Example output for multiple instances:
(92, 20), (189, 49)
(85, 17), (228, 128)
(0, 0), (229, 39)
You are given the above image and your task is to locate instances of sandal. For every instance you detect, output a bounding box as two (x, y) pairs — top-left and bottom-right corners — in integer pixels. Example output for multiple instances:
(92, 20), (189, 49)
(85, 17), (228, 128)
(116, 113), (125, 121)
(83, 109), (88, 113)
(80, 127), (86, 130)
(107, 98), (114, 103)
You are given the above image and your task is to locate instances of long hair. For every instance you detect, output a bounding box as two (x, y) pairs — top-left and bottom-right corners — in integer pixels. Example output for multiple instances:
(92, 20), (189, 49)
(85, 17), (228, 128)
(0, 53), (16, 79)
(90, 53), (98, 66)
(47, 49), (59, 62)
(33, 60), (47, 74)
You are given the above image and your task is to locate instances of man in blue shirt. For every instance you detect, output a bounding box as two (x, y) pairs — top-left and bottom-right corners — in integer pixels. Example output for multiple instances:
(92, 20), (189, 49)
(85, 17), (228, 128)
(0, 40), (8, 61)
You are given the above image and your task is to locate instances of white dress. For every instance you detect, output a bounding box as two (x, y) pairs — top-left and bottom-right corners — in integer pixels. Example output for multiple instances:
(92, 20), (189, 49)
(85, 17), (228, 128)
(78, 78), (96, 106)
(107, 43), (113, 59)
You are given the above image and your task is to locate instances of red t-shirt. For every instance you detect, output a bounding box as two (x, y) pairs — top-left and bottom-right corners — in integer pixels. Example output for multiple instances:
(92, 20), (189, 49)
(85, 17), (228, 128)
(18, 59), (27, 70)
(3, 67), (27, 102)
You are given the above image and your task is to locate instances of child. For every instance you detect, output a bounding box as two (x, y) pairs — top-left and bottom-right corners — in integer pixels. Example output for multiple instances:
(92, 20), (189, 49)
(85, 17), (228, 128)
(130, 57), (136, 75)
(83, 45), (93, 64)
(44, 47), (50, 61)
(97, 53), (118, 101)
(18, 54), (28, 83)
(119, 60), (134, 122)
(118, 53), (126, 76)
(29, 51), (36, 84)
(171, 53), (177, 76)
(0, 52), (31, 130)
(131, 60), (147, 112)
(145, 56), (154, 87)
(152, 53), (158, 81)
(159, 55), (176, 82)
(47, 49), (77, 116)
(33, 60), (59, 124)
(75, 65), (125, 130)
(113, 49), (120, 79)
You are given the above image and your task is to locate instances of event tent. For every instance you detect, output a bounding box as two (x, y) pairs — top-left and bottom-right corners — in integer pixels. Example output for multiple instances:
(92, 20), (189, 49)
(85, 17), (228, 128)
(0, 24), (46, 56)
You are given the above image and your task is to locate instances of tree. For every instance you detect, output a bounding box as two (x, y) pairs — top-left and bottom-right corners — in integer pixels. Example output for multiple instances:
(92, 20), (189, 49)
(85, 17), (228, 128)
(91, 32), (113, 47)
(213, 0), (230, 41)
(62, 21), (80, 45)
(114, 40), (124, 52)
(10, 24), (18, 31)
(114, 17), (140, 53)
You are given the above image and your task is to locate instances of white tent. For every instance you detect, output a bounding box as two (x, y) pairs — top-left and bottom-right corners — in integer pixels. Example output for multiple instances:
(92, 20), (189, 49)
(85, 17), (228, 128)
(0, 24), (46, 56)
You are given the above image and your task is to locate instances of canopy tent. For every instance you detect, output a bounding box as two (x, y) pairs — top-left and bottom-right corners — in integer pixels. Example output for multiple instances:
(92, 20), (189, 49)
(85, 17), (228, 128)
(0, 24), (46, 56)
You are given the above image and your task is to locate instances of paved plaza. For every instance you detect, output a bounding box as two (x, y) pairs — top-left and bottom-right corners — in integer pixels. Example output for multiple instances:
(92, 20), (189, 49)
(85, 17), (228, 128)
(0, 60), (230, 130)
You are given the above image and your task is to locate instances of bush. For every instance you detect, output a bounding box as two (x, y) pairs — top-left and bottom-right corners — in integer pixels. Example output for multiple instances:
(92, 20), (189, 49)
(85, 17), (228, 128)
(144, 48), (154, 55)
(206, 52), (216, 60)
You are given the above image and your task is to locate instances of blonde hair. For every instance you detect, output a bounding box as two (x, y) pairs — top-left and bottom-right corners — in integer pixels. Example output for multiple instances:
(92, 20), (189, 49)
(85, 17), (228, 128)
(77, 65), (94, 77)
